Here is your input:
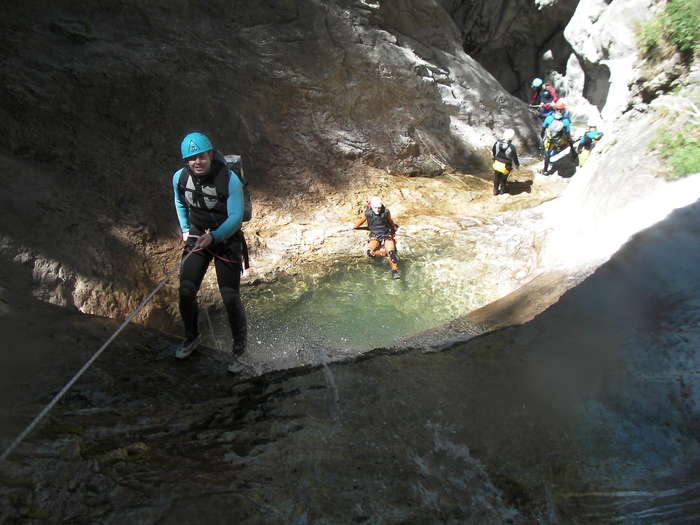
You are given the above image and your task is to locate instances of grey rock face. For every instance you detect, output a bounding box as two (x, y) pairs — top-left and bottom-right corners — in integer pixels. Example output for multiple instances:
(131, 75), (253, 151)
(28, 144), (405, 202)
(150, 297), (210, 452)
(2, 0), (536, 183)
(563, 0), (659, 121)
(440, 0), (579, 97)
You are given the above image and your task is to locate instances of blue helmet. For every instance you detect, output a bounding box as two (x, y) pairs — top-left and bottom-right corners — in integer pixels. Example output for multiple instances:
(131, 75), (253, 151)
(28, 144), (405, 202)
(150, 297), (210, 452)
(181, 132), (213, 159)
(531, 77), (543, 88)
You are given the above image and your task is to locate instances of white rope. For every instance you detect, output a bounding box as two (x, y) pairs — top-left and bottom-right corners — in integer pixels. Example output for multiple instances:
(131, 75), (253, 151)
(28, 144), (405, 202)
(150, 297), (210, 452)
(0, 248), (198, 463)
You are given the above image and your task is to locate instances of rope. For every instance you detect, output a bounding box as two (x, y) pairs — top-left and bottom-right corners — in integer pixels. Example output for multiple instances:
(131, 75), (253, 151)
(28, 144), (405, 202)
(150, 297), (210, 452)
(0, 247), (199, 463)
(190, 233), (243, 265)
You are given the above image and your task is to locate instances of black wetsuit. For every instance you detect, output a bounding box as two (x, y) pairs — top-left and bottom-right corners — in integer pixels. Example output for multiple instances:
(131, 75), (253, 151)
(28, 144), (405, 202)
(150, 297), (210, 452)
(174, 156), (247, 353)
(492, 140), (520, 195)
(365, 207), (394, 240)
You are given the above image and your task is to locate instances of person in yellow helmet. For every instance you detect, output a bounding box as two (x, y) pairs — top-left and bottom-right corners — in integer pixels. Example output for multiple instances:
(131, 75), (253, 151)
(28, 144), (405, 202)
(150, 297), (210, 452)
(353, 197), (401, 279)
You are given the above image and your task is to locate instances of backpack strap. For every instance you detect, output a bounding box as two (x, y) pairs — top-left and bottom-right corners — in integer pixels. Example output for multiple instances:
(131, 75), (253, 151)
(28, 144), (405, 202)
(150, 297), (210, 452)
(223, 153), (252, 222)
(214, 169), (231, 201)
(177, 168), (187, 195)
(240, 231), (249, 270)
(177, 167), (229, 206)
(494, 140), (510, 161)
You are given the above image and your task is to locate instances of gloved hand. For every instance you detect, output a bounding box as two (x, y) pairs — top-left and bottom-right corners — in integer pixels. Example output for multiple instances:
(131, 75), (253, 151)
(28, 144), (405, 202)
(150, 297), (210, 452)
(194, 232), (214, 250)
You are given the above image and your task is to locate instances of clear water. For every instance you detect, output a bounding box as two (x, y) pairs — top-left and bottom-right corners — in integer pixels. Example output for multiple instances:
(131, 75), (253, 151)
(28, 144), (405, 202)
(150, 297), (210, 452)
(200, 232), (495, 368)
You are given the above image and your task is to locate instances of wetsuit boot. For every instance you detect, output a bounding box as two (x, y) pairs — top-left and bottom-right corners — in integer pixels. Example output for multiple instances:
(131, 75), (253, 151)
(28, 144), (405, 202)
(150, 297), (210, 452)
(228, 336), (251, 375)
(543, 154), (551, 175)
(389, 251), (400, 279)
(177, 279), (201, 359)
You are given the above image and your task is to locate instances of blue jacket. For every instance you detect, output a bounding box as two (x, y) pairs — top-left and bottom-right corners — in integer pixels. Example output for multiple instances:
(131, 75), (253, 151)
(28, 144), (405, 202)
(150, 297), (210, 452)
(579, 130), (603, 148)
(543, 113), (571, 133)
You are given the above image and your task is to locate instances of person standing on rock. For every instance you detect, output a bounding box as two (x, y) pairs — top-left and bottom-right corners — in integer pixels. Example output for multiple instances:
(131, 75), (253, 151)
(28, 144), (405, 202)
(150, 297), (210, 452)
(353, 196), (401, 279)
(172, 131), (249, 375)
(541, 100), (572, 138)
(541, 101), (578, 175)
(529, 77), (559, 119)
(491, 129), (520, 195)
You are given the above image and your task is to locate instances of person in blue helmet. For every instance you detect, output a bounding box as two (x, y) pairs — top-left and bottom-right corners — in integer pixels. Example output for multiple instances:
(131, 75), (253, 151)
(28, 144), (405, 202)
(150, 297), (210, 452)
(529, 77), (559, 119)
(576, 120), (604, 165)
(172, 132), (249, 375)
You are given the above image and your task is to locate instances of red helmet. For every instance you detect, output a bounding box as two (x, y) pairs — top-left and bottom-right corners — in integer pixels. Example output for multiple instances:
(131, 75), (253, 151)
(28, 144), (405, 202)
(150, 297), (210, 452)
(553, 100), (566, 111)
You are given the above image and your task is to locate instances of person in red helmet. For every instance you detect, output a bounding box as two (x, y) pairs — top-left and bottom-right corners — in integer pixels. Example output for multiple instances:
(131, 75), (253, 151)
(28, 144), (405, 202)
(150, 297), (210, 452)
(541, 99), (573, 139)
(353, 197), (401, 279)
(541, 101), (578, 175)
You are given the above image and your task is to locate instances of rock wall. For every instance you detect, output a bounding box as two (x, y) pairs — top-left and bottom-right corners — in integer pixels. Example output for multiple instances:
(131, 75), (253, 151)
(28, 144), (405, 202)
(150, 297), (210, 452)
(441, 0), (664, 125)
(405, 0), (700, 349)
(440, 0), (579, 98)
(0, 0), (540, 328)
(560, 0), (663, 123)
(542, 0), (700, 271)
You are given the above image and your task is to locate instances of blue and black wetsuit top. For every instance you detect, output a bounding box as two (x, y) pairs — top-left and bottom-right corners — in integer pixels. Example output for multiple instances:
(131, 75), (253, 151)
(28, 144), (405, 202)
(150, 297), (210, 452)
(542, 113), (571, 134)
(172, 151), (244, 245)
(579, 130), (603, 150)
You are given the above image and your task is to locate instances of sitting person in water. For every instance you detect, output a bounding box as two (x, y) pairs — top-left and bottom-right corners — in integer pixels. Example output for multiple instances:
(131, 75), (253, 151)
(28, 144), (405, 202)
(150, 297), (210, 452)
(354, 196), (401, 280)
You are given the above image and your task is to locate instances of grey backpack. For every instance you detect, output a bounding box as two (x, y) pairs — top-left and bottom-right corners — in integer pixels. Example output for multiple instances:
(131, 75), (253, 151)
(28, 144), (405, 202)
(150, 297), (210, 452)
(224, 154), (252, 222)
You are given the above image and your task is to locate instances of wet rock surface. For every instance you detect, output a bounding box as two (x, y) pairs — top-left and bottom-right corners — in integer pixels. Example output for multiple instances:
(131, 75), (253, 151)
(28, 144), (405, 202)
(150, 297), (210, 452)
(2, 0), (700, 522)
(2, 200), (699, 524)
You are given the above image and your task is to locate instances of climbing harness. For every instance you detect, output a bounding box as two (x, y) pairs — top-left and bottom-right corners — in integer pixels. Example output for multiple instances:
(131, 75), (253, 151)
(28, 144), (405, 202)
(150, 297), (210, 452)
(187, 233), (249, 270)
(0, 246), (201, 463)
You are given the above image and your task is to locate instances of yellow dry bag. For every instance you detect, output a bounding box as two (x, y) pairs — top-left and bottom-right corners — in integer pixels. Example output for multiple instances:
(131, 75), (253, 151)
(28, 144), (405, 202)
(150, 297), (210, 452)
(492, 160), (510, 174)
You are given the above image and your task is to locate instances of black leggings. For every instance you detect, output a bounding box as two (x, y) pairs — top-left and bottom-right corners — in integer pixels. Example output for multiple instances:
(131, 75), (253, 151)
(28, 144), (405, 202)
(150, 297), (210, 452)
(493, 171), (508, 193)
(179, 248), (247, 350)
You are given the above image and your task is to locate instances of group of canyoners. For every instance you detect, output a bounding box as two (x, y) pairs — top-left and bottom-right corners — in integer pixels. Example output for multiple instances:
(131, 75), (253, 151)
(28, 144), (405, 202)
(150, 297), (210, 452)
(491, 76), (604, 195)
(173, 82), (604, 372)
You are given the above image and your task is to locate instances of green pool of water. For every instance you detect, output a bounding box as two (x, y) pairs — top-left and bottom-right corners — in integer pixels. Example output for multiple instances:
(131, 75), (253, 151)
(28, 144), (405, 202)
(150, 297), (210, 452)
(203, 234), (493, 359)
